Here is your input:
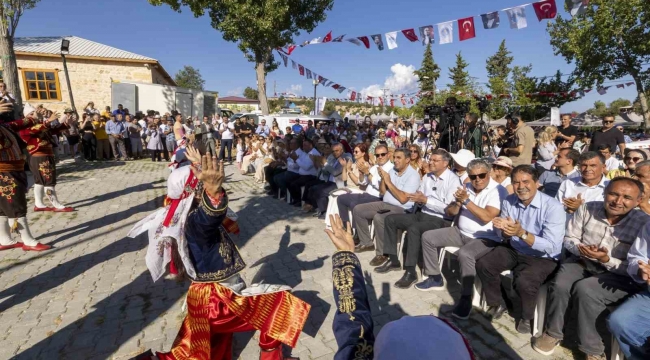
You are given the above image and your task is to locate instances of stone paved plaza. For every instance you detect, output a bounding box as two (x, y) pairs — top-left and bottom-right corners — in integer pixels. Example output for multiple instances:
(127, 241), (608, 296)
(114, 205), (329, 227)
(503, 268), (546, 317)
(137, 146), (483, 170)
(0, 160), (590, 359)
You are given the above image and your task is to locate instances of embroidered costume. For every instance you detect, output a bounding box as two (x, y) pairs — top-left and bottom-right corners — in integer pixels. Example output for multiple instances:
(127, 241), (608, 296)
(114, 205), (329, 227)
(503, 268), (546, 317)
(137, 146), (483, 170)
(18, 105), (73, 212)
(128, 166), (309, 360)
(0, 104), (51, 251)
(331, 251), (475, 359)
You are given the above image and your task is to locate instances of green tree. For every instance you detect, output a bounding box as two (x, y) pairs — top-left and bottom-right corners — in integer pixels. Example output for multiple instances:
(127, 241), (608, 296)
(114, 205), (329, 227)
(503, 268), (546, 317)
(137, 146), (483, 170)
(412, 43), (441, 117)
(0, 1), (41, 108)
(243, 87), (259, 100)
(174, 65), (205, 90)
(486, 40), (514, 119)
(448, 52), (471, 94)
(149, 0), (333, 115)
(587, 100), (609, 117)
(608, 98), (632, 113)
(534, 70), (576, 108)
(548, 0), (650, 126)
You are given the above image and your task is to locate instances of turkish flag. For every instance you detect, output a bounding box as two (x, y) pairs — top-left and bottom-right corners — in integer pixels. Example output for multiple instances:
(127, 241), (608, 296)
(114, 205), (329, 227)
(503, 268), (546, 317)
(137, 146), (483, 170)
(532, 0), (557, 21)
(357, 36), (370, 49)
(401, 28), (419, 42)
(458, 17), (476, 41)
(322, 31), (332, 43)
(298, 65), (304, 76)
(287, 45), (296, 55)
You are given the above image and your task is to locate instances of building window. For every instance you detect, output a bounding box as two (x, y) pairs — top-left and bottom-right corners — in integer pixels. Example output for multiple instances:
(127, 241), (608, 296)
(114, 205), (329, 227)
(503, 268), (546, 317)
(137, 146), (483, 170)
(21, 69), (61, 101)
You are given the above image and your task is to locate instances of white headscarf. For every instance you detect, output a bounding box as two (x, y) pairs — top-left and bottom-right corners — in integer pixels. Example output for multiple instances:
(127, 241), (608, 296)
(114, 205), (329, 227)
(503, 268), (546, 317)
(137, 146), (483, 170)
(127, 166), (197, 281)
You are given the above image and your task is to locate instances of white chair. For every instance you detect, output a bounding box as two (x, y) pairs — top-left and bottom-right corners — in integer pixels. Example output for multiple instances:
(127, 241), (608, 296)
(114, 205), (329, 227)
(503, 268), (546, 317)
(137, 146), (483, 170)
(286, 186), (305, 205)
(438, 246), (482, 308)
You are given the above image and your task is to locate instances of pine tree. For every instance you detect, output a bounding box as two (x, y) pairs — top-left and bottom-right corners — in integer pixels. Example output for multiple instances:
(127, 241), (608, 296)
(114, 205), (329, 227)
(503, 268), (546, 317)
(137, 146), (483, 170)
(486, 40), (514, 118)
(448, 52), (470, 94)
(412, 43), (441, 117)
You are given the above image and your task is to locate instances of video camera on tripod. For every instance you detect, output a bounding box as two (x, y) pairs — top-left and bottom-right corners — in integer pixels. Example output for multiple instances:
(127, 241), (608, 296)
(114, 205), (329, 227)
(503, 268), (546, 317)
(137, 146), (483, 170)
(422, 97), (470, 152)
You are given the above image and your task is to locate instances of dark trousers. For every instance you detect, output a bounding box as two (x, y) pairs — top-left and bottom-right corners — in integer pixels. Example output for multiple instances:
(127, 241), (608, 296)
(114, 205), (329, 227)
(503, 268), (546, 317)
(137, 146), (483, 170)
(273, 171), (299, 197)
(219, 139), (233, 162)
(266, 167), (285, 188)
(162, 139), (171, 161)
(82, 133), (96, 161)
(307, 182), (337, 212)
(300, 178), (324, 203)
(477, 244), (558, 320)
(124, 137), (132, 158)
(151, 150), (162, 162)
(383, 212), (451, 267)
(545, 256), (642, 356)
(288, 175), (318, 204)
(336, 193), (379, 224)
(0, 171), (27, 218)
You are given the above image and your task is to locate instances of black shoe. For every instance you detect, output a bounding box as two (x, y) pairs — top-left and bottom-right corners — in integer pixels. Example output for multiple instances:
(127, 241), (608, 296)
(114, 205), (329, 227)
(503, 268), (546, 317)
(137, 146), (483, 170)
(374, 259), (402, 274)
(452, 297), (473, 320)
(311, 211), (322, 217)
(516, 319), (531, 335)
(368, 255), (388, 266)
(317, 213), (326, 220)
(291, 201), (302, 207)
(485, 305), (507, 321)
(355, 244), (375, 253)
(353, 233), (360, 246)
(394, 272), (418, 289)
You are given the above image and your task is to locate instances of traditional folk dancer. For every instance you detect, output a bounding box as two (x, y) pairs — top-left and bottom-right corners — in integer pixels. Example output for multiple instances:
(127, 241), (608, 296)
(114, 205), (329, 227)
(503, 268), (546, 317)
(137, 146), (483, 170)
(0, 103), (51, 251)
(128, 149), (309, 360)
(19, 104), (74, 212)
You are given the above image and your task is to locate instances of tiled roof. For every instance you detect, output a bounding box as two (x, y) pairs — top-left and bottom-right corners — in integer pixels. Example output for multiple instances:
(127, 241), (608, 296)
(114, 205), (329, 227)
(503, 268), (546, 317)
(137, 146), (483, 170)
(14, 36), (156, 61)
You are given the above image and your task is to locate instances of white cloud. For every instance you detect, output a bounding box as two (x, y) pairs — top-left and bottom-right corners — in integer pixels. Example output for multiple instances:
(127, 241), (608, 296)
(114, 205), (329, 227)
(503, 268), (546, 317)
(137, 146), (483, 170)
(290, 84), (302, 94)
(227, 87), (243, 96)
(361, 63), (418, 97)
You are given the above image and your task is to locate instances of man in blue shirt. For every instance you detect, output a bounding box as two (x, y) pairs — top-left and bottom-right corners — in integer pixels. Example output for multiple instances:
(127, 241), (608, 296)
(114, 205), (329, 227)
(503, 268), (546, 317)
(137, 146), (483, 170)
(291, 119), (303, 135)
(538, 148), (581, 197)
(255, 119), (270, 137)
(105, 114), (127, 160)
(477, 165), (565, 335)
(112, 104), (125, 118)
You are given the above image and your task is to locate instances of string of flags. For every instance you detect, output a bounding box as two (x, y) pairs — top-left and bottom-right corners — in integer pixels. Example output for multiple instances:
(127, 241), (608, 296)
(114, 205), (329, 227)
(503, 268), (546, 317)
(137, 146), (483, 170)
(282, 0), (588, 55)
(277, 48), (635, 106)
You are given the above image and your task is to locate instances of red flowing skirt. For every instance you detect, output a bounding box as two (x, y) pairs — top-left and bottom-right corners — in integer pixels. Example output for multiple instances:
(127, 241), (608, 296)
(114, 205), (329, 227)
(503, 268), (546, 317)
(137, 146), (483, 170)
(157, 282), (310, 360)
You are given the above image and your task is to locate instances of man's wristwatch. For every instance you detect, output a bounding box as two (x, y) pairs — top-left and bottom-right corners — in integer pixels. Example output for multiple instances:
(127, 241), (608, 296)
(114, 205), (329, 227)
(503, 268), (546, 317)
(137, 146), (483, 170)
(462, 198), (470, 206)
(520, 231), (528, 241)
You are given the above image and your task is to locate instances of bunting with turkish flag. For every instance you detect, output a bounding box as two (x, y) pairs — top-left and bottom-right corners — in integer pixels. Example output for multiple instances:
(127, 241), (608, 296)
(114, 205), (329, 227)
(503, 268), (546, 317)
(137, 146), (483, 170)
(298, 65), (304, 76)
(332, 34), (345, 42)
(337, 87), (346, 94)
(322, 31), (333, 43)
(279, 53), (288, 67)
(286, 45), (296, 55)
(616, 84), (625, 89)
(626, 82), (634, 86)
(306, 69), (312, 79)
(458, 17), (476, 41)
(357, 36), (370, 49)
(532, 0), (557, 21)
(401, 29), (419, 42)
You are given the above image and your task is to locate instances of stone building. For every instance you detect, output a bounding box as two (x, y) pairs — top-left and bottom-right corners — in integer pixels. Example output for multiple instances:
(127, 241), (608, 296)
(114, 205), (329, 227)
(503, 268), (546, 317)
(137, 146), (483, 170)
(4, 36), (175, 113)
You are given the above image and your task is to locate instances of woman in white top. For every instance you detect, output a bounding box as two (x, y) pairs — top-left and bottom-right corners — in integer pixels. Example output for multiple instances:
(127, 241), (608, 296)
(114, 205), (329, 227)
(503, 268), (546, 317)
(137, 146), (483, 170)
(254, 137), (276, 183)
(490, 156), (514, 194)
(325, 143), (369, 228)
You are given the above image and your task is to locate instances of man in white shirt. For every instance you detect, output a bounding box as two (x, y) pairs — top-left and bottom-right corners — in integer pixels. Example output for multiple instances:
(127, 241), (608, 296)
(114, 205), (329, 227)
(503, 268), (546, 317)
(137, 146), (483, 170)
(287, 138), (321, 206)
(218, 115), (235, 163)
(556, 151), (609, 218)
(597, 144), (619, 172)
(416, 159), (508, 318)
(352, 148), (421, 258)
(378, 149), (461, 288)
(268, 138), (300, 199)
(336, 144), (393, 226)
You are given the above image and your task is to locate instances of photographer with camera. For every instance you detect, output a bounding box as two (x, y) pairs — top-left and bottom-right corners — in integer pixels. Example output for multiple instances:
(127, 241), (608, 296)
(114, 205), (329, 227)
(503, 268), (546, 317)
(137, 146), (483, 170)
(461, 113), (482, 157)
(501, 114), (534, 167)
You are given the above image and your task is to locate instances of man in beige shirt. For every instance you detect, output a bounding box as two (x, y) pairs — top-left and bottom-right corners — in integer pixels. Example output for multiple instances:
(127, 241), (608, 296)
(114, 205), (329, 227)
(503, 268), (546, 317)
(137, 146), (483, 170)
(502, 115), (534, 167)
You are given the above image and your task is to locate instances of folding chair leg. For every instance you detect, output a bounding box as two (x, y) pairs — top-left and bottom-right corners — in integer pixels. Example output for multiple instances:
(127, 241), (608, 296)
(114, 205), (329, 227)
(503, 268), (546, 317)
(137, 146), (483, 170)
(611, 336), (623, 360)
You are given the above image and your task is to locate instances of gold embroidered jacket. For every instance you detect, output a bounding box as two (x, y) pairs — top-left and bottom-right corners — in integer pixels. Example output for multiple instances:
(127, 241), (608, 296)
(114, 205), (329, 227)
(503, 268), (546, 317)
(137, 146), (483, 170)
(332, 251), (374, 360)
(19, 121), (69, 156)
(185, 189), (245, 282)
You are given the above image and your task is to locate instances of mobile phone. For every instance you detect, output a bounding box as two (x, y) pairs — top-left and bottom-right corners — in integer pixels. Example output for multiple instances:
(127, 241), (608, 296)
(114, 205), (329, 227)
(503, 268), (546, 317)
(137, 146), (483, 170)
(377, 209), (390, 214)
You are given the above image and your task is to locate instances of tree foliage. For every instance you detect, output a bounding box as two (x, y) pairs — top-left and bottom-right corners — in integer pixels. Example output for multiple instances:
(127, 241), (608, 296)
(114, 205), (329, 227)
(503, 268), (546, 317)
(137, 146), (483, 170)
(485, 40), (514, 119)
(174, 65), (205, 90)
(548, 0), (650, 125)
(412, 43), (441, 118)
(149, 0), (334, 115)
(243, 86), (259, 100)
(588, 98), (632, 117)
(448, 52), (471, 95)
(0, 0), (41, 108)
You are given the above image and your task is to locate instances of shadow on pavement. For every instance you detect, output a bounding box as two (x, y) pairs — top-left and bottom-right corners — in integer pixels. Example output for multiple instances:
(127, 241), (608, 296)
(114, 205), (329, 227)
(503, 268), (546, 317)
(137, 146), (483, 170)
(65, 179), (165, 208)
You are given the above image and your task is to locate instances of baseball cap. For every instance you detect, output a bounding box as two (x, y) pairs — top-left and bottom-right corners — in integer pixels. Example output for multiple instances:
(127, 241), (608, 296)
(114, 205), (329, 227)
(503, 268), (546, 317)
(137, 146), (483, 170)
(450, 149), (476, 168)
(492, 156), (513, 169)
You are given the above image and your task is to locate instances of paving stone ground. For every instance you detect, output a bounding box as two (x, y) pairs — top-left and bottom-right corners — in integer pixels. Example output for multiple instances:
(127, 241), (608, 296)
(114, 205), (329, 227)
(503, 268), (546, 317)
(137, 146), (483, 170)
(0, 159), (591, 359)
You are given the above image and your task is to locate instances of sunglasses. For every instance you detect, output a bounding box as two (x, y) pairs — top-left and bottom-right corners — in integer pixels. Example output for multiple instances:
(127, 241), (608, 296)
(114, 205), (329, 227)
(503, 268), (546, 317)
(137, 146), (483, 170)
(468, 173), (489, 180)
(375, 152), (388, 157)
(603, 121), (614, 124)
(625, 156), (642, 162)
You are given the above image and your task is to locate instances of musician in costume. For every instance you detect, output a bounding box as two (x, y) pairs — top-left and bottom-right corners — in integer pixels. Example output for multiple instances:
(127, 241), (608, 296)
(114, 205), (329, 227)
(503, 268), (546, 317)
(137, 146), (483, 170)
(0, 103), (51, 251)
(325, 214), (475, 360)
(19, 105), (73, 212)
(128, 148), (309, 360)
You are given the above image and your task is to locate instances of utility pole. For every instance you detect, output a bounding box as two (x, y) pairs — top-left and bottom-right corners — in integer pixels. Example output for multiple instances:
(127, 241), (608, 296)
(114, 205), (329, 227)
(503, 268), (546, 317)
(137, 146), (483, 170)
(381, 88), (389, 113)
(273, 80), (277, 97)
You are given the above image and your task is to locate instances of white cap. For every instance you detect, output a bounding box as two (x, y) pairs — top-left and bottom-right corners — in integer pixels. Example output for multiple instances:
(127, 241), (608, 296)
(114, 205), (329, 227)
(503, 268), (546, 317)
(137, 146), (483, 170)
(450, 149), (476, 168)
(23, 103), (36, 117)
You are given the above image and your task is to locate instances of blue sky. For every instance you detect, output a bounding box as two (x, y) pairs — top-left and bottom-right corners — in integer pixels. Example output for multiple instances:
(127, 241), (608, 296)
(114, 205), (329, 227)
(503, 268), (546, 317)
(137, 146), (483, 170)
(17, 0), (640, 113)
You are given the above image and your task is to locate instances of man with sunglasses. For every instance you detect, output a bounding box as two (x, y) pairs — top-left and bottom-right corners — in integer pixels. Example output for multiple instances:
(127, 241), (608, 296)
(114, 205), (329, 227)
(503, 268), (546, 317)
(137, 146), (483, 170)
(416, 159), (508, 318)
(336, 145), (393, 241)
(477, 165), (565, 334)
(352, 148), (421, 257)
(589, 114), (625, 155)
(538, 148), (581, 198)
(378, 149), (461, 288)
